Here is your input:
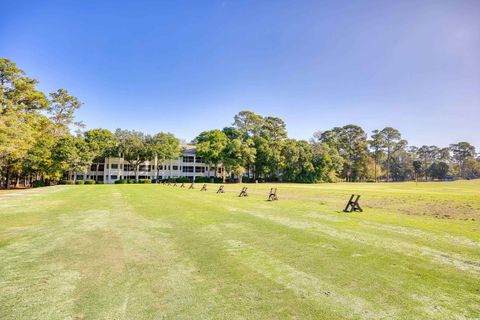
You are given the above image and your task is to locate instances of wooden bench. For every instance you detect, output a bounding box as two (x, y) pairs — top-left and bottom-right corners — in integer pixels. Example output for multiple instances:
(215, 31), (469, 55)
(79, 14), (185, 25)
(343, 194), (363, 212)
(217, 185), (225, 193)
(200, 184), (207, 191)
(188, 183), (195, 189)
(267, 188), (278, 201)
(238, 187), (248, 197)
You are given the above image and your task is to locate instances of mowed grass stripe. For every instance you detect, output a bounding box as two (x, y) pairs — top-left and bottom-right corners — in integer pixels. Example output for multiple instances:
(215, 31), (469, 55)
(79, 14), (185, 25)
(1, 182), (479, 319)
(120, 184), (480, 319)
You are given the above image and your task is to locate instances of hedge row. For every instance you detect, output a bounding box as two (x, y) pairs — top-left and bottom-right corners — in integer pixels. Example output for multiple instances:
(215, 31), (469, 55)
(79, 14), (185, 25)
(32, 180), (46, 188)
(59, 180), (103, 185)
(114, 178), (153, 184)
(156, 177), (190, 183)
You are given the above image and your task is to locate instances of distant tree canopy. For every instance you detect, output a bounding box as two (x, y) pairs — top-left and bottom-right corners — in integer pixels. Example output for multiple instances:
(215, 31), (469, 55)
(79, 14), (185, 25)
(1, 58), (479, 188)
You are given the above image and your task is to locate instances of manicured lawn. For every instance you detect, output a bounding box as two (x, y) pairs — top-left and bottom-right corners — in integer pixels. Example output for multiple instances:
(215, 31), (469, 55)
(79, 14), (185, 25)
(1, 181), (479, 319)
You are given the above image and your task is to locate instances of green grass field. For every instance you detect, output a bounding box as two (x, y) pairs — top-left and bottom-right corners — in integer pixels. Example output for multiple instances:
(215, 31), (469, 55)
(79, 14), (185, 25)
(1, 181), (479, 319)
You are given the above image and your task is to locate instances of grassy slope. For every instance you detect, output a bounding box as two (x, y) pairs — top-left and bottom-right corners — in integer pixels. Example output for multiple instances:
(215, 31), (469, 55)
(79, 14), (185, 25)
(0, 181), (479, 319)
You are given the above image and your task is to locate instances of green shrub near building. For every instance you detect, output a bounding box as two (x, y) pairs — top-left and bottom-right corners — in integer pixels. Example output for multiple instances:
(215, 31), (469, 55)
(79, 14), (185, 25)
(32, 180), (46, 188)
(59, 180), (75, 185)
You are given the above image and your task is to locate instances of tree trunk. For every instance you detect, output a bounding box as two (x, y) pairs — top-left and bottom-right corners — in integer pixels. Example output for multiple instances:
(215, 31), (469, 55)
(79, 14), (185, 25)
(5, 166), (11, 189)
(386, 149), (391, 182)
(95, 160), (99, 181)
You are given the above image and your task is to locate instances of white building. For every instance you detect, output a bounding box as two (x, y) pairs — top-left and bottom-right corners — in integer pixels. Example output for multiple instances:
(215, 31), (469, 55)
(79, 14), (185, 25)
(71, 145), (220, 183)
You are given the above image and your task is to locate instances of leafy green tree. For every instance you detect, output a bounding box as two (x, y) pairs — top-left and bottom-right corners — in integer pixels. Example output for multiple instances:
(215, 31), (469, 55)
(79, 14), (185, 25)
(281, 139), (316, 182)
(389, 148), (414, 181)
(151, 132), (181, 179)
(438, 147), (451, 162)
(84, 129), (117, 180)
(379, 127), (407, 182)
(220, 127), (256, 183)
(412, 160), (423, 182)
(463, 158), (480, 179)
(115, 129), (152, 182)
(311, 142), (344, 182)
(195, 130), (228, 180)
(1, 58), (48, 115)
(49, 89), (83, 135)
(52, 136), (93, 182)
(316, 125), (369, 181)
(427, 162), (449, 180)
(232, 111), (264, 178)
(23, 115), (59, 184)
(0, 58), (48, 188)
(259, 116), (287, 180)
(0, 112), (35, 188)
(232, 110), (263, 137)
(369, 130), (385, 182)
(450, 142), (476, 178)
(417, 145), (440, 180)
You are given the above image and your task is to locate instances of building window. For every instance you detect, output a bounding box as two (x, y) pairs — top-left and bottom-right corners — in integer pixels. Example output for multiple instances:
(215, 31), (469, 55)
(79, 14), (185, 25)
(111, 164), (118, 169)
(195, 166), (205, 173)
(90, 164), (97, 171)
(172, 165), (178, 170)
(124, 164), (132, 171)
(195, 157), (204, 163)
(183, 156), (194, 163)
(111, 175), (118, 180)
(98, 164), (105, 171)
(182, 166), (194, 173)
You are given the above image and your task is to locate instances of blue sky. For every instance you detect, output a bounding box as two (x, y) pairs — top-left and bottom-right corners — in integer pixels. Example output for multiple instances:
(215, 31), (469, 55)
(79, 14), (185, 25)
(1, 0), (479, 147)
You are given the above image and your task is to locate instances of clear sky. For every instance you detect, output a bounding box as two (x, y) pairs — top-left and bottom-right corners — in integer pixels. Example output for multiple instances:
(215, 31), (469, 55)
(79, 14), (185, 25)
(1, 0), (479, 147)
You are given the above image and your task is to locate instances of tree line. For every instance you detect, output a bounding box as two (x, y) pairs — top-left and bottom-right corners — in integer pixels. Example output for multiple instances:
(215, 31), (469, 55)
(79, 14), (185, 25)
(1, 58), (479, 188)
(195, 112), (479, 183)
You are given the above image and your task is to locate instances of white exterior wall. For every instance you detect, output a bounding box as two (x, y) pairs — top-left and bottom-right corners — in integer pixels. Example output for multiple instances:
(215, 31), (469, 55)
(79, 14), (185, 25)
(75, 146), (219, 184)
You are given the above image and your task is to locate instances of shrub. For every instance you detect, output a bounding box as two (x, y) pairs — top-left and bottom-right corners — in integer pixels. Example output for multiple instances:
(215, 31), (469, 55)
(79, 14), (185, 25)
(127, 179), (136, 184)
(84, 180), (96, 185)
(59, 180), (75, 185)
(138, 179), (151, 184)
(32, 180), (46, 188)
(175, 177), (191, 183)
(114, 179), (128, 184)
(75, 180), (85, 185)
(193, 176), (211, 183)
(96, 181), (104, 184)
